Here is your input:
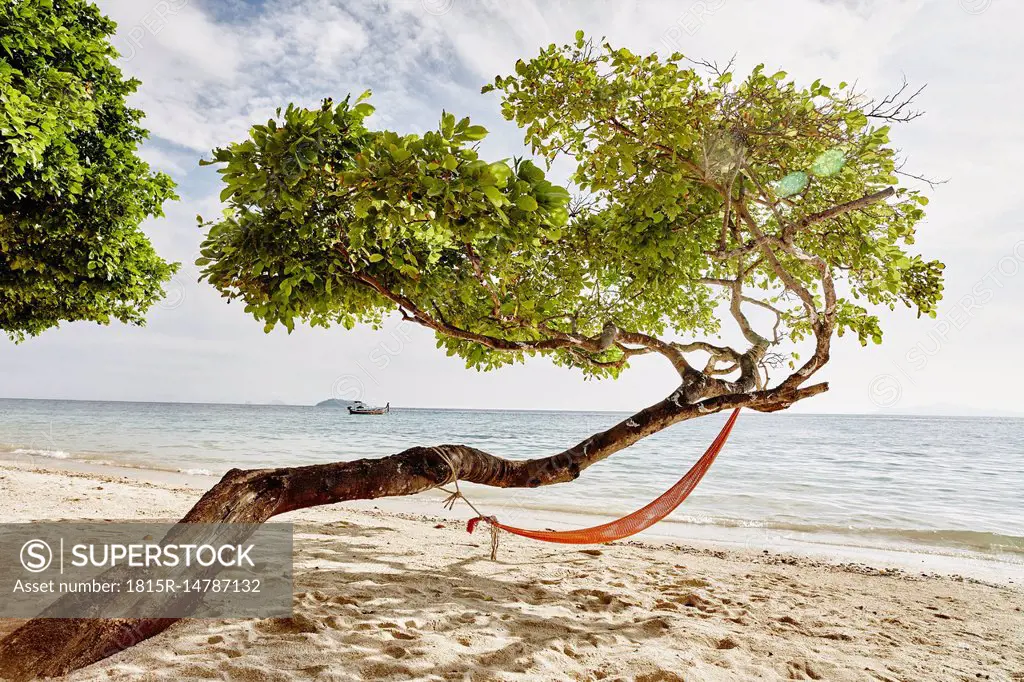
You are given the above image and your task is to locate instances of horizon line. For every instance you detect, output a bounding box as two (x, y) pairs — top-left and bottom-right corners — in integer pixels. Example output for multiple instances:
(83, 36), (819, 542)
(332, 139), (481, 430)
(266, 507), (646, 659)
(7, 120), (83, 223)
(1, 396), (1020, 419)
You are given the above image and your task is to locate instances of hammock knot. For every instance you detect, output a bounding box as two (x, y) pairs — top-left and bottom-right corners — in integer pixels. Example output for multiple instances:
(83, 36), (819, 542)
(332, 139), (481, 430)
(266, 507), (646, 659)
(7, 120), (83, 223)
(466, 515), (498, 535)
(466, 515), (502, 560)
(441, 489), (463, 511)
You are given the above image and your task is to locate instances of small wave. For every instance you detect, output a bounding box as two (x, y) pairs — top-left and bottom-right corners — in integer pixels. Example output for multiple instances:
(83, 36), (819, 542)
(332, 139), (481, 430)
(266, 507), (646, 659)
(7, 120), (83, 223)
(177, 468), (214, 476)
(674, 518), (1024, 556)
(1, 446), (218, 478)
(668, 514), (768, 529)
(8, 447), (70, 460)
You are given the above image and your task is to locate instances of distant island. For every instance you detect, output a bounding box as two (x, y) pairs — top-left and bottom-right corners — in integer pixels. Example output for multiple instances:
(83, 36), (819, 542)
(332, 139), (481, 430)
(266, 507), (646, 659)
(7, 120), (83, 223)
(315, 398), (357, 408)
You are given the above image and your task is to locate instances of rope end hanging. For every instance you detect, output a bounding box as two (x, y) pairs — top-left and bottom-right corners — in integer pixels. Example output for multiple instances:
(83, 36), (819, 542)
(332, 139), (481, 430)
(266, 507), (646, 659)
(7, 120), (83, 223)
(489, 521), (500, 561)
(441, 489), (462, 511)
(466, 516), (501, 561)
(435, 450), (501, 561)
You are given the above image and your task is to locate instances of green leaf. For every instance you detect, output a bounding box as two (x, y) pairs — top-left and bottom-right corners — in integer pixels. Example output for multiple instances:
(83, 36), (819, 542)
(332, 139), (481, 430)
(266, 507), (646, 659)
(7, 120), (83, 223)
(518, 160), (544, 183)
(464, 125), (488, 140)
(354, 198), (371, 218)
(515, 195), (539, 211)
(353, 102), (375, 117)
(441, 111), (455, 138)
(482, 185), (504, 206)
(488, 162), (512, 187)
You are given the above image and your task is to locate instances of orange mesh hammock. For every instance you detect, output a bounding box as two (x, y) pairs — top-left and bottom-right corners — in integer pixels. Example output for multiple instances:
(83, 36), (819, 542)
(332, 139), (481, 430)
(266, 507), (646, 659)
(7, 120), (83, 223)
(466, 408), (740, 545)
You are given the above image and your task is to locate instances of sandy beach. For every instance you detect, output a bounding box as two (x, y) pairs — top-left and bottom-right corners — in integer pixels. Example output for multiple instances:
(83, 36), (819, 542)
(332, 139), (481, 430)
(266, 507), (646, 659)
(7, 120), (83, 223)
(1, 462), (1022, 682)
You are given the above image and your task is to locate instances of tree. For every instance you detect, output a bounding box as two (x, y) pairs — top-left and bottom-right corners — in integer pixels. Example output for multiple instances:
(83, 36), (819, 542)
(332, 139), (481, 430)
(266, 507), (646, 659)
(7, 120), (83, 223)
(0, 0), (178, 341)
(0, 36), (943, 678)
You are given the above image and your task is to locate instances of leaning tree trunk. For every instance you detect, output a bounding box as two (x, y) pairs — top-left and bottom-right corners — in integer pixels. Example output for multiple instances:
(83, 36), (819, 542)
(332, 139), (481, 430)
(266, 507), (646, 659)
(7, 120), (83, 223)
(0, 383), (823, 681)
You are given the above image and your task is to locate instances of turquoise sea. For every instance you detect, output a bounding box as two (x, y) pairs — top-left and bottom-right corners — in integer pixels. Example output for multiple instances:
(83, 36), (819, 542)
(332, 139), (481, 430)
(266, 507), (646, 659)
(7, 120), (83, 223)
(1, 398), (1022, 575)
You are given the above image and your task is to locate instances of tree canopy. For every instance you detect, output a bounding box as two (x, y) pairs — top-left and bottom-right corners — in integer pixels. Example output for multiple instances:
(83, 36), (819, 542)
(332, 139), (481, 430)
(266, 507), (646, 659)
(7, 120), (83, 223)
(199, 35), (943, 406)
(0, 0), (178, 341)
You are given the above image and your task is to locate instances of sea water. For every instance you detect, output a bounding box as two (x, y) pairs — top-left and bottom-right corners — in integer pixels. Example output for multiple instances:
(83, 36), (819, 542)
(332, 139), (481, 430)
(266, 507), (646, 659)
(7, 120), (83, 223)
(1, 398), (1021, 576)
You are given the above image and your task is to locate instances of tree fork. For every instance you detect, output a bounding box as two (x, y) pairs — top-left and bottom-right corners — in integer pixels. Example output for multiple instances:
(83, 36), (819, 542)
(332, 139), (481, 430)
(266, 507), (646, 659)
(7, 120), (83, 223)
(0, 383), (825, 681)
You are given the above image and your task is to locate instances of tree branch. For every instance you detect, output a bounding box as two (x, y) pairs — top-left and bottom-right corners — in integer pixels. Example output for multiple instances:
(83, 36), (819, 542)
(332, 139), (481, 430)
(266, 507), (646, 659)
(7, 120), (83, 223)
(795, 187), (894, 227)
(741, 296), (785, 344)
(463, 243), (503, 319)
(338, 245), (695, 381)
(734, 204), (818, 323)
(865, 79), (926, 123)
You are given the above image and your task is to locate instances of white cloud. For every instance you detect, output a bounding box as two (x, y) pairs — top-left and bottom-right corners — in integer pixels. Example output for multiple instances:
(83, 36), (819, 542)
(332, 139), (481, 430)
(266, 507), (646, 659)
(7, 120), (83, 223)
(137, 143), (189, 176)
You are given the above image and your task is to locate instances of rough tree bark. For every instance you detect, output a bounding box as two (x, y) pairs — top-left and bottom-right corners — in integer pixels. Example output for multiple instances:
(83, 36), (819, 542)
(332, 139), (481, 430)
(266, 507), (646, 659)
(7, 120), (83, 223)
(0, 382), (824, 681)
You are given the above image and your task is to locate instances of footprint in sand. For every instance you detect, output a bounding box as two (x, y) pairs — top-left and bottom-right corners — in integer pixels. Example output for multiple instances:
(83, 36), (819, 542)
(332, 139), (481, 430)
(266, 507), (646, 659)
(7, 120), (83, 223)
(569, 588), (635, 612)
(391, 630), (417, 640)
(299, 664), (332, 676)
(634, 616), (672, 634)
(175, 663), (222, 679)
(321, 615), (349, 630)
(634, 669), (686, 682)
(361, 661), (415, 678)
(726, 610), (752, 626)
(783, 657), (828, 680)
(716, 636), (740, 650)
(678, 589), (717, 612)
(223, 663), (293, 681)
(254, 615), (321, 634)
(817, 629), (855, 642)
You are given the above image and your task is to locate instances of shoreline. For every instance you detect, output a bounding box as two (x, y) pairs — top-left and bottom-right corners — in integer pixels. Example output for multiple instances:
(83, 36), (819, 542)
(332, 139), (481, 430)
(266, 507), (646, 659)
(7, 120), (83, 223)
(2, 458), (1021, 586)
(1, 461), (1022, 681)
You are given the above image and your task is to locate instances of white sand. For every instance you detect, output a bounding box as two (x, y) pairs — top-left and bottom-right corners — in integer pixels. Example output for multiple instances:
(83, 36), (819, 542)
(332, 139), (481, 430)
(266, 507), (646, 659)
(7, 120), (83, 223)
(1, 463), (1022, 681)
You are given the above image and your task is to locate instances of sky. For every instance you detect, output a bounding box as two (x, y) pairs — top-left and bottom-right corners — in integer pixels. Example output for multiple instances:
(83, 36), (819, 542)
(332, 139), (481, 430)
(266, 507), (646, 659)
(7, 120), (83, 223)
(2, 0), (1022, 415)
